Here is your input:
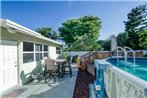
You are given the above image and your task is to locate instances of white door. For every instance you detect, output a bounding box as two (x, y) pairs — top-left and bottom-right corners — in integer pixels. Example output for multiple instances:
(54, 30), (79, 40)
(0, 40), (18, 92)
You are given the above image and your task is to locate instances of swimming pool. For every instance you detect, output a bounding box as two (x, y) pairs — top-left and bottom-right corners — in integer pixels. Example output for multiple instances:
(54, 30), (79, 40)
(106, 58), (147, 81)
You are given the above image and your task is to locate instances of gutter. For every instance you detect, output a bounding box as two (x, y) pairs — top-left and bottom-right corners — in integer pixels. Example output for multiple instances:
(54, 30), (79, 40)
(0, 19), (63, 46)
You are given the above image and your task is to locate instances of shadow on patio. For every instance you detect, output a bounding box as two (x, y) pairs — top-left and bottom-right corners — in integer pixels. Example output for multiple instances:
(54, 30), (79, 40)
(16, 64), (78, 98)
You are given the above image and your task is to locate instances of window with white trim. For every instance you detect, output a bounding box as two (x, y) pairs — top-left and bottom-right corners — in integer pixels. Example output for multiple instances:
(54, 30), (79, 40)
(23, 42), (34, 63)
(56, 47), (61, 54)
(43, 45), (48, 57)
(35, 44), (42, 61)
(23, 42), (49, 63)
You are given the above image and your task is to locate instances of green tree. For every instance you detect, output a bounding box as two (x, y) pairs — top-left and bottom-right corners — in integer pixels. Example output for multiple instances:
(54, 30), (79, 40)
(98, 39), (111, 51)
(68, 34), (101, 51)
(139, 30), (147, 49)
(59, 15), (101, 47)
(51, 30), (58, 40)
(79, 16), (101, 39)
(124, 4), (147, 49)
(35, 27), (52, 37)
(35, 27), (59, 40)
(116, 32), (128, 47)
(59, 19), (81, 46)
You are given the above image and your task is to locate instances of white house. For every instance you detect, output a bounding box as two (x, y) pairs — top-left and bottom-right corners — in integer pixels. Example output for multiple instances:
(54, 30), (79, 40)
(0, 19), (63, 93)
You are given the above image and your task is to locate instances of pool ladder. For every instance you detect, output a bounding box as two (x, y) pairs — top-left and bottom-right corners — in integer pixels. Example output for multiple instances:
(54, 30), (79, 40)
(117, 46), (135, 65)
(124, 46), (135, 65)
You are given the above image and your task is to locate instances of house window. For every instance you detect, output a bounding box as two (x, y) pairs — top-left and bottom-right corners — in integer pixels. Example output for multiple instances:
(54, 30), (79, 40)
(56, 47), (61, 54)
(43, 45), (48, 57)
(23, 42), (34, 63)
(23, 42), (49, 63)
(23, 42), (34, 51)
(35, 44), (42, 61)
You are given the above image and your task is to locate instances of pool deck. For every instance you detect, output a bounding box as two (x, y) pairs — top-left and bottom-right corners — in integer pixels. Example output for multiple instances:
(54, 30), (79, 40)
(2, 64), (78, 98)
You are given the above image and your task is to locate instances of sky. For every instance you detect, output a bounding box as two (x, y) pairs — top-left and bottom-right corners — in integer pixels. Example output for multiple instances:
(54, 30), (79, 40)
(1, 0), (146, 40)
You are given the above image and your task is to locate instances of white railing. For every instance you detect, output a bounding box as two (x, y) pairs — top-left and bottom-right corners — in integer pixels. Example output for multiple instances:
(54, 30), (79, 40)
(124, 46), (135, 65)
(105, 66), (147, 98)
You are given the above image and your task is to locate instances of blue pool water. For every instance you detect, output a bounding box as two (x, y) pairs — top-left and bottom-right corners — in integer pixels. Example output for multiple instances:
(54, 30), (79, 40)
(106, 58), (147, 81)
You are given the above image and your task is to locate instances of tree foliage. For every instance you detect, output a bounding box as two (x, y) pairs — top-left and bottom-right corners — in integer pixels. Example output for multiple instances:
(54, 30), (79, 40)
(51, 30), (58, 40)
(97, 39), (110, 51)
(67, 34), (102, 51)
(124, 4), (147, 49)
(116, 32), (128, 47)
(139, 30), (147, 49)
(98, 5), (147, 50)
(59, 15), (101, 47)
(35, 27), (59, 40)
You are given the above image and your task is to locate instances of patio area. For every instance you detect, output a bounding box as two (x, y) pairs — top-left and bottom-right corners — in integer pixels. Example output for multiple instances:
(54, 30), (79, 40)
(1, 2), (147, 98)
(2, 64), (78, 98)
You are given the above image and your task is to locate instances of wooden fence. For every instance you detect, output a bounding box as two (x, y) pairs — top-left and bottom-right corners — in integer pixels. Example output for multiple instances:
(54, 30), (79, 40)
(77, 51), (144, 69)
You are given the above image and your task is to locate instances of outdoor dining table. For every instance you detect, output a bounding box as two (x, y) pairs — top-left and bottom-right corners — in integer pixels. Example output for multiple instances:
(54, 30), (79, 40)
(55, 59), (67, 63)
(55, 59), (67, 77)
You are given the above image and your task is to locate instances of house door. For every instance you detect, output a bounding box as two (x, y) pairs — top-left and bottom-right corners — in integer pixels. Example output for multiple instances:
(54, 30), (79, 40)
(0, 40), (18, 92)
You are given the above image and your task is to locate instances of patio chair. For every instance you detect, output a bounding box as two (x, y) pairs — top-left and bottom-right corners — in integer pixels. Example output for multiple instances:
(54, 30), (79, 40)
(31, 57), (48, 82)
(45, 59), (59, 83)
(63, 56), (72, 78)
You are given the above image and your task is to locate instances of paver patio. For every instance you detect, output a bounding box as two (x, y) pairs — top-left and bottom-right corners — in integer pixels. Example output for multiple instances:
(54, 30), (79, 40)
(2, 64), (77, 98)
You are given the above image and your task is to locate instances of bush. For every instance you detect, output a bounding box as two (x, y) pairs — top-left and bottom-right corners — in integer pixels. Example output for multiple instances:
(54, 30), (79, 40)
(63, 52), (68, 59)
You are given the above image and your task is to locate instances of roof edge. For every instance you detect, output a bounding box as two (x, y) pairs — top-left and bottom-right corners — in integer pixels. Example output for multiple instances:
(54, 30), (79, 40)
(0, 18), (63, 46)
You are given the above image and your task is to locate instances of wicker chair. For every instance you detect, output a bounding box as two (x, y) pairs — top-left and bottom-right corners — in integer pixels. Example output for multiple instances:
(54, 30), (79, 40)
(45, 59), (59, 83)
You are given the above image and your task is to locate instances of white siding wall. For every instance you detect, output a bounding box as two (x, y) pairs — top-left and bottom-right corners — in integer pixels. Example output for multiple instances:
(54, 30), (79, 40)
(49, 46), (57, 59)
(1, 27), (63, 85)
(21, 62), (38, 79)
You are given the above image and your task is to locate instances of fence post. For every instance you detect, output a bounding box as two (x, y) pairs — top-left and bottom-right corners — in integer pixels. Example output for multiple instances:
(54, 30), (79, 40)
(77, 57), (81, 68)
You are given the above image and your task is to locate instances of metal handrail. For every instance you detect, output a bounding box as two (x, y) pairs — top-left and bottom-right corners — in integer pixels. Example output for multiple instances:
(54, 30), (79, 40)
(117, 46), (127, 63)
(124, 46), (135, 65)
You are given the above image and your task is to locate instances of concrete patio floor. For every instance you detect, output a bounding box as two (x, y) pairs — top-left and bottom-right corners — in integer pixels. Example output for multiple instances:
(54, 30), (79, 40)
(3, 64), (78, 98)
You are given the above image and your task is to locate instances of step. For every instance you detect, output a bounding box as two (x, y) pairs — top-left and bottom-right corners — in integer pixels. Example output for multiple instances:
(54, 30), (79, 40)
(87, 64), (96, 76)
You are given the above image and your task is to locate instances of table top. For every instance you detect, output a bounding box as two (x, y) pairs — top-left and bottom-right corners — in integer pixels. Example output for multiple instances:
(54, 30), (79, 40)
(55, 59), (67, 63)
